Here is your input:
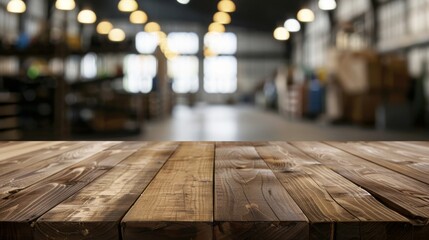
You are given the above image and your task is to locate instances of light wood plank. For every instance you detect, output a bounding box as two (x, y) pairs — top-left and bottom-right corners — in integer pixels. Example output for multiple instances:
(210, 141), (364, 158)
(257, 142), (411, 240)
(122, 142), (214, 240)
(369, 142), (429, 163)
(0, 142), (119, 199)
(0, 142), (133, 239)
(327, 141), (429, 185)
(35, 142), (178, 240)
(0, 141), (63, 162)
(292, 142), (429, 239)
(214, 143), (308, 240)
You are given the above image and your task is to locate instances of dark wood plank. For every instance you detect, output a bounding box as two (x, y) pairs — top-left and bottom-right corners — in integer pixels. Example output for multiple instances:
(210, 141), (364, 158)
(0, 142), (132, 240)
(214, 143), (308, 240)
(121, 142), (214, 240)
(257, 142), (411, 240)
(0, 142), (119, 199)
(327, 141), (429, 185)
(35, 142), (178, 240)
(292, 142), (429, 239)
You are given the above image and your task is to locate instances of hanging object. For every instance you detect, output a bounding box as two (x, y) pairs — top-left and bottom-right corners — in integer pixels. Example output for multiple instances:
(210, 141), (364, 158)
(297, 8), (315, 23)
(213, 12), (231, 25)
(6, 0), (26, 13)
(130, 10), (148, 24)
(273, 27), (290, 41)
(77, 9), (97, 24)
(145, 22), (161, 32)
(55, 0), (76, 11)
(217, 0), (236, 13)
(318, 0), (337, 11)
(177, 0), (190, 4)
(284, 18), (301, 32)
(208, 22), (225, 33)
(97, 21), (113, 35)
(108, 28), (126, 42)
(118, 0), (138, 12)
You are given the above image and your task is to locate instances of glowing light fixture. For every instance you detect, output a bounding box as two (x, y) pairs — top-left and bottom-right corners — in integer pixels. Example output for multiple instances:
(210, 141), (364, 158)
(318, 0), (336, 11)
(273, 27), (290, 41)
(130, 10), (148, 24)
(144, 22), (161, 32)
(7, 0), (26, 13)
(108, 28), (126, 42)
(97, 21), (113, 35)
(55, 0), (75, 10)
(217, 0), (236, 13)
(77, 9), (97, 24)
(177, 0), (190, 4)
(208, 22), (225, 33)
(118, 0), (138, 12)
(284, 18), (301, 32)
(213, 12), (231, 24)
(297, 8), (315, 23)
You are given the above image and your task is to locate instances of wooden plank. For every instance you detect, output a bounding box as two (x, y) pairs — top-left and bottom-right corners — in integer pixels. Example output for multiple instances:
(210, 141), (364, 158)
(0, 141), (63, 162)
(214, 143), (308, 240)
(122, 142), (214, 240)
(0, 142), (119, 199)
(327, 141), (429, 185)
(0, 142), (140, 240)
(35, 142), (178, 240)
(369, 142), (429, 163)
(0, 142), (87, 176)
(292, 142), (429, 238)
(256, 142), (411, 240)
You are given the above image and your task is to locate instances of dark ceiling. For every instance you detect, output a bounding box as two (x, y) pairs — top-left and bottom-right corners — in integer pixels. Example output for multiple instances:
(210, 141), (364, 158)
(86, 0), (307, 31)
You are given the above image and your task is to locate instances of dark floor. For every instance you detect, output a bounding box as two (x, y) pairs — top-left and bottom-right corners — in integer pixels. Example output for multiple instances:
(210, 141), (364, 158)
(133, 104), (429, 141)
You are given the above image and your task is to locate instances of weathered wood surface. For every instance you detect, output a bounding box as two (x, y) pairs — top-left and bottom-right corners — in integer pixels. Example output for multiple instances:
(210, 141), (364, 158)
(214, 143), (309, 240)
(122, 142), (214, 240)
(0, 141), (428, 240)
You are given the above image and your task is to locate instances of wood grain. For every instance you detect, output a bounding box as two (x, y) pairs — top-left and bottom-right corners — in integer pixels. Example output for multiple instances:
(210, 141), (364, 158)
(0, 142), (129, 239)
(0, 141), (119, 199)
(214, 143), (308, 240)
(35, 142), (178, 240)
(292, 142), (429, 238)
(327, 141), (429, 185)
(257, 142), (411, 240)
(0, 141), (64, 162)
(122, 142), (214, 240)
(368, 142), (429, 163)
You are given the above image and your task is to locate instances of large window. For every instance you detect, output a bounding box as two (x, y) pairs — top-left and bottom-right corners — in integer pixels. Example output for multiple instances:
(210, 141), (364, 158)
(203, 32), (237, 93)
(123, 54), (157, 93)
(167, 32), (199, 93)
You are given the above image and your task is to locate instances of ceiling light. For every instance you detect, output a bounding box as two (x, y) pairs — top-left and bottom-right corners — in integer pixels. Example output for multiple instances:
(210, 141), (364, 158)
(177, 0), (190, 4)
(273, 27), (290, 41)
(213, 12), (231, 25)
(217, 0), (236, 13)
(208, 22), (225, 33)
(145, 22), (161, 32)
(297, 8), (315, 23)
(7, 0), (26, 13)
(96, 21), (113, 35)
(77, 9), (97, 24)
(55, 0), (75, 11)
(284, 18), (301, 32)
(118, 0), (138, 12)
(318, 0), (337, 11)
(108, 28), (126, 42)
(130, 10), (148, 24)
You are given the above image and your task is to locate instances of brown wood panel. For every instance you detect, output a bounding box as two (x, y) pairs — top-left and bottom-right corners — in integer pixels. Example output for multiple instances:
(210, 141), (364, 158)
(257, 142), (411, 240)
(369, 142), (429, 163)
(0, 142), (131, 239)
(292, 142), (429, 239)
(35, 142), (178, 240)
(327, 141), (429, 185)
(214, 143), (308, 240)
(0, 141), (63, 162)
(122, 142), (214, 240)
(0, 142), (119, 199)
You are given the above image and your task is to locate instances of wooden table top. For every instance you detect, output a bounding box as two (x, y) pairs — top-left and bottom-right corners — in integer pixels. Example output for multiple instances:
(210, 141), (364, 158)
(0, 141), (429, 240)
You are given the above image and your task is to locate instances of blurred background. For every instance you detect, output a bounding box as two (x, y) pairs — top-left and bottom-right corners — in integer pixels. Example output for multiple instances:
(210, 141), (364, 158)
(0, 0), (428, 141)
